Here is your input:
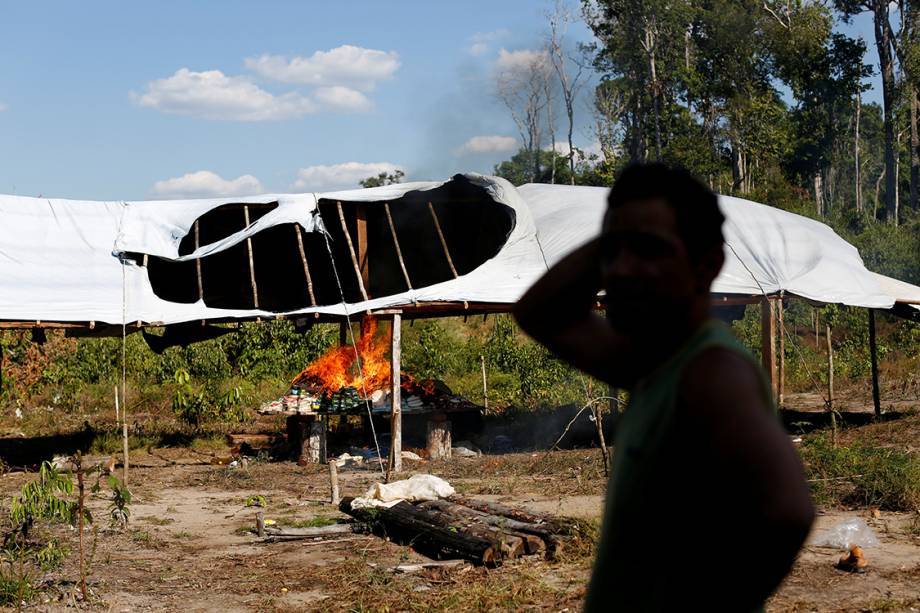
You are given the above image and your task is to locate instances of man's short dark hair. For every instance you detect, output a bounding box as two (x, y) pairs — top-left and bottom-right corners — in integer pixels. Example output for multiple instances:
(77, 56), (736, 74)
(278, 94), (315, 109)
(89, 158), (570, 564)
(607, 163), (725, 261)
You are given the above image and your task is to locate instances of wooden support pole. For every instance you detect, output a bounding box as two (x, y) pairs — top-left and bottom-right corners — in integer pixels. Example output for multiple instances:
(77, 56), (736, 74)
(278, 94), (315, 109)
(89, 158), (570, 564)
(243, 206), (259, 309)
(427, 201), (467, 310)
(355, 204), (370, 293)
(194, 220), (204, 303)
(760, 297), (778, 400)
(428, 202), (460, 278)
(389, 313), (402, 475)
(384, 203), (413, 292)
(777, 298), (785, 407)
(869, 310), (882, 418)
(294, 226), (318, 314)
(336, 201), (370, 302)
(114, 384), (120, 427)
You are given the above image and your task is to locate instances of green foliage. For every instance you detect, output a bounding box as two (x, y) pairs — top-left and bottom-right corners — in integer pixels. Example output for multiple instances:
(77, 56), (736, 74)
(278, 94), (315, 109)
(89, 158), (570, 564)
(8, 462), (75, 544)
(171, 368), (246, 427)
(34, 540), (66, 572)
(402, 316), (595, 412)
(107, 475), (131, 530)
(245, 495), (266, 508)
(0, 562), (35, 606)
(359, 170), (404, 188)
(800, 434), (920, 511)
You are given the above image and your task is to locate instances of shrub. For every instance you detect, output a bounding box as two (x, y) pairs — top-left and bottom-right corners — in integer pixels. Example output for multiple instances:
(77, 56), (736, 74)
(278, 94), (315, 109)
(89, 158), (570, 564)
(800, 434), (920, 511)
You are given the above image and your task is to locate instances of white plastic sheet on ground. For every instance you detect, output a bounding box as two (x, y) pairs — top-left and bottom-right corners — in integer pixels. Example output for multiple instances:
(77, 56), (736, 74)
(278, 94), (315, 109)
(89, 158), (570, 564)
(350, 474), (456, 509)
(0, 176), (914, 325)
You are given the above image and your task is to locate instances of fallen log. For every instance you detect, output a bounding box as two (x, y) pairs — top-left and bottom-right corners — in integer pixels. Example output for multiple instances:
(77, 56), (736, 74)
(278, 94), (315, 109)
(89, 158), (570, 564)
(418, 500), (550, 556)
(448, 495), (577, 534)
(410, 502), (525, 559)
(339, 497), (502, 566)
(263, 523), (357, 538)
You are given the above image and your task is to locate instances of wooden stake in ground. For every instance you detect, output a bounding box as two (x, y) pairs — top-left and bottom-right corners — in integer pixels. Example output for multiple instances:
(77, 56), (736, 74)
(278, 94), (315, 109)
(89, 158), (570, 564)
(388, 313), (403, 476)
(760, 297), (777, 398)
(114, 384), (119, 427)
(76, 453), (87, 600)
(868, 310), (882, 419)
(777, 298), (785, 407)
(329, 461), (340, 505)
(826, 321), (837, 445)
(593, 402), (609, 476)
(480, 355), (488, 411)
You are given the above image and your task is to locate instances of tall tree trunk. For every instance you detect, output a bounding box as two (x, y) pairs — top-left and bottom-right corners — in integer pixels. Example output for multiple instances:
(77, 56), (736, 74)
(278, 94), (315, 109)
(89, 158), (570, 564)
(567, 123), (575, 185)
(911, 85), (919, 211)
(731, 142), (744, 194)
(645, 21), (662, 160)
(873, 0), (898, 224)
(855, 88), (862, 213)
(875, 168), (886, 218)
(814, 173), (824, 217)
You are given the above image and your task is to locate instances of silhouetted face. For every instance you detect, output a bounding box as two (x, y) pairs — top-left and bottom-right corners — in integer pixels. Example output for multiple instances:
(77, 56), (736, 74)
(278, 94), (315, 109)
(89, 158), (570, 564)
(600, 198), (699, 334)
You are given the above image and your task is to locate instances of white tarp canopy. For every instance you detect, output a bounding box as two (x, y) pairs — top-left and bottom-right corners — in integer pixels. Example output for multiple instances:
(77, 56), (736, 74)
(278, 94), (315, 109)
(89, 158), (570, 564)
(0, 175), (912, 326)
(520, 183), (897, 309)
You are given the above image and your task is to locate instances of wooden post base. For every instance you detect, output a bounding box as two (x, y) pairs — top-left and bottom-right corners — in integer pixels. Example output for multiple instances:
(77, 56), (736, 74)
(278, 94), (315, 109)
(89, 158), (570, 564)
(287, 415), (327, 465)
(427, 413), (451, 461)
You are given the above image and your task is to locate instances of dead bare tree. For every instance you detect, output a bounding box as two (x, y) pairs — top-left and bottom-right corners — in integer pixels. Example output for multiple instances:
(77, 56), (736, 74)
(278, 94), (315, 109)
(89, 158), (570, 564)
(496, 51), (552, 183)
(547, 0), (588, 184)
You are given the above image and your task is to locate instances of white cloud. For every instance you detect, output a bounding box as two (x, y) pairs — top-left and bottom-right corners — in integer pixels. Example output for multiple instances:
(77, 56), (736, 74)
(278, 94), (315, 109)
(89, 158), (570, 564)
(291, 162), (405, 192)
(544, 140), (605, 160)
(313, 86), (373, 112)
(467, 30), (509, 56)
(245, 45), (400, 90)
(496, 48), (549, 73)
(132, 68), (317, 121)
(151, 170), (265, 199)
(457, 135), (518, 155)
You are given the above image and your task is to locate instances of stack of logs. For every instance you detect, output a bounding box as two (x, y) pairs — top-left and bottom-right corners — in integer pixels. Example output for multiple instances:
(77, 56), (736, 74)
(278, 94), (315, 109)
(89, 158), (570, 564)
(339, 495), (575, 567)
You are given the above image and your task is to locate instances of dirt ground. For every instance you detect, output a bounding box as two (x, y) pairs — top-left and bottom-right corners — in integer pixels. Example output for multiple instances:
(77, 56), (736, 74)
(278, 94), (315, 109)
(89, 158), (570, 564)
(0, 386), (917, 612)
(0, 442), (912, 612)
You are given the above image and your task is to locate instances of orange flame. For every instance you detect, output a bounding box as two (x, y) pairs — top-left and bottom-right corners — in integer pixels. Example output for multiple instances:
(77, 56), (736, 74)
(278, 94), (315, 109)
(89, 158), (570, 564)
(293, 317), (391, 396)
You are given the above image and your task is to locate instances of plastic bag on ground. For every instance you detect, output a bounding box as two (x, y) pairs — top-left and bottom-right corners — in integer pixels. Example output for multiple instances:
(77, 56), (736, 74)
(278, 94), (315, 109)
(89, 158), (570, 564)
(351, 474), (455, 509)
(811, 518), (880, 550)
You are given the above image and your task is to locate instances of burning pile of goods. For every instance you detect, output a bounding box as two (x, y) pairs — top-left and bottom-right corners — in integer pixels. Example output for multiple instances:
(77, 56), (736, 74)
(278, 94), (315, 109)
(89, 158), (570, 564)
(259, 318), (478, 416)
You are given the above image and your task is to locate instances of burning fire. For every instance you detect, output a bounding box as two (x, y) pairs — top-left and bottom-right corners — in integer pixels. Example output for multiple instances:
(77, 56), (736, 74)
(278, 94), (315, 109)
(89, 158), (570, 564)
(292, 316), (437, 398)
(293, 317), (390, 395)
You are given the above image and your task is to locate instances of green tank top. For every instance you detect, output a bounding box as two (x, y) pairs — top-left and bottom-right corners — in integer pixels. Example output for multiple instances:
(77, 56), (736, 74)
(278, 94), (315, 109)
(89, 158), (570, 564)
(584, 320), (772, 613)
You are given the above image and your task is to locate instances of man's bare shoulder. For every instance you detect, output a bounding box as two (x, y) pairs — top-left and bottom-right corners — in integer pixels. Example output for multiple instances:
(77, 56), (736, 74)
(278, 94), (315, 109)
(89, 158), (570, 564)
(678, 346), (770, 420)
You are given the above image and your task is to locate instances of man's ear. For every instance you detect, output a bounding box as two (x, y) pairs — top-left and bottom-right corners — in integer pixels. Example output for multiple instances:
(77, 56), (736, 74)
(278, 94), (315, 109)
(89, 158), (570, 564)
(696, 245), (725, 291)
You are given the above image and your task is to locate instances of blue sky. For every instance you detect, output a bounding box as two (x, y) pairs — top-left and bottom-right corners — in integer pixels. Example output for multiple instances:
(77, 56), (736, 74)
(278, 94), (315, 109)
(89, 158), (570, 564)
(0, 1), (881, 201)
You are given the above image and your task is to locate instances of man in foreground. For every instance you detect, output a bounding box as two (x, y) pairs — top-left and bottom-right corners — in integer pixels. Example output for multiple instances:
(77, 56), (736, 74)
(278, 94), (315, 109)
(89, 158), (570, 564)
(514, 164), (814, 612)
